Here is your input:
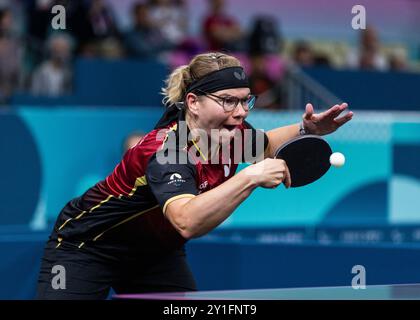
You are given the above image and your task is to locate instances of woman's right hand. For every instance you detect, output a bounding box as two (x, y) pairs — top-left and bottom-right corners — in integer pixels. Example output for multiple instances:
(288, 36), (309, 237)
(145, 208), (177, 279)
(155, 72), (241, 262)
(243, 158), (292, 189)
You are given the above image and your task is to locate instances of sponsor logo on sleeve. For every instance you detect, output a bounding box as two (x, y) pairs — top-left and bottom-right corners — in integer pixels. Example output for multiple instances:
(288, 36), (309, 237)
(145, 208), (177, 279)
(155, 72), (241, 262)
(168, 173), (186, 187)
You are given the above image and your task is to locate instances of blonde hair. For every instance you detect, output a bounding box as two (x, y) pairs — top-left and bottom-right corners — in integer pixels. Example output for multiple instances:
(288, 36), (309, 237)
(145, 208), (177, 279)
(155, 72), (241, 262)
(161, 52), (242, 106)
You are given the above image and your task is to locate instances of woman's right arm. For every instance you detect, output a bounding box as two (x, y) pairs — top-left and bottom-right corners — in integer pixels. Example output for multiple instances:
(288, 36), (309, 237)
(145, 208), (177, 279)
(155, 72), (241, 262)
(165, 158), (291, 239)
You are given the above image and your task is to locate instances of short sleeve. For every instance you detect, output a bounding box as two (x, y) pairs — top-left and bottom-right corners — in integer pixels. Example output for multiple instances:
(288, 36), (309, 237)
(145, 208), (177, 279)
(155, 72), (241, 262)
(146, 153), (198, 214)
(241, 120), (269, 163)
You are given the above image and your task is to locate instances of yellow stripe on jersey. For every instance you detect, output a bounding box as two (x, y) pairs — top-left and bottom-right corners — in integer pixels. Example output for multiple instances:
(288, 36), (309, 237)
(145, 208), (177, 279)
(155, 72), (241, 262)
(92, 205), (159, 241)
(128, 175), (147, 197)
(57, 195), (113, 231)
(163, 194), (196, 215)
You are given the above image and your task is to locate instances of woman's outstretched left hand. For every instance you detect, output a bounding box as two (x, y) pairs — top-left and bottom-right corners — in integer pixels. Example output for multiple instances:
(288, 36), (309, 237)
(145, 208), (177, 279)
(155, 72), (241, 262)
(302, 102), (354, 136)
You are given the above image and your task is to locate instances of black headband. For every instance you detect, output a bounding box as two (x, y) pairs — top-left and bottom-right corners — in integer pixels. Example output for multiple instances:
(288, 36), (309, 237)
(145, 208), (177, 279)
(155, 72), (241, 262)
(155, 67), (249, 129)
(185, 66), (249, 95)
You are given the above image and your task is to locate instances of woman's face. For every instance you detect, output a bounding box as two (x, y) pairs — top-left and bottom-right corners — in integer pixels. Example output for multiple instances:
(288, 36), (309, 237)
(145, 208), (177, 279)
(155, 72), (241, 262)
(187, 87), (250, 145)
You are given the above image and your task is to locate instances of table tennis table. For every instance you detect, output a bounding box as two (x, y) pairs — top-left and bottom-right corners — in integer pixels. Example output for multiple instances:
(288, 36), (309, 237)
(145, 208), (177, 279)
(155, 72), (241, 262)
(114, 283), (420, 300)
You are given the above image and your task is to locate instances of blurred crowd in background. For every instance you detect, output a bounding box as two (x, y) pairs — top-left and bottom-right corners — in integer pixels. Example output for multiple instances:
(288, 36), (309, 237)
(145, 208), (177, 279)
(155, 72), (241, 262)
(0, 0), (418, 107)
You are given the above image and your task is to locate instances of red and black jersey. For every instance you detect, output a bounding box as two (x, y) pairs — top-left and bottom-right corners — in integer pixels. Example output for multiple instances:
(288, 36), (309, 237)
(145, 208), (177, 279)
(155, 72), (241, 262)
(52, 107), (268, 253)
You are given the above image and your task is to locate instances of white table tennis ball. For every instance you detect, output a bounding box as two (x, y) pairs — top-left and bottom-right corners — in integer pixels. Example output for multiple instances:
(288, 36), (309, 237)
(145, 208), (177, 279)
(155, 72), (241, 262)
(330, 152), (345, 167)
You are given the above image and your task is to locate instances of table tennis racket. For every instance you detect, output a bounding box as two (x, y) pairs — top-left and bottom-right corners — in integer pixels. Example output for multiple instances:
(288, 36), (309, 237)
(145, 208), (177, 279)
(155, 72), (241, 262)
(274, 135), (332, 187)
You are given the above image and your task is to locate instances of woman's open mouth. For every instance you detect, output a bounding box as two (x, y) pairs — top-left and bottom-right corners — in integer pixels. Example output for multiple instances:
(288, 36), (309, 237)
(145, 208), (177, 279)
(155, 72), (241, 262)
(222, 124), (237, 131)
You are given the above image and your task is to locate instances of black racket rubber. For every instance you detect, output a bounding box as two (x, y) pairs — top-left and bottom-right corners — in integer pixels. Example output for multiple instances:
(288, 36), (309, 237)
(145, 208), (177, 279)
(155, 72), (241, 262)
(275, 135), (332, 187)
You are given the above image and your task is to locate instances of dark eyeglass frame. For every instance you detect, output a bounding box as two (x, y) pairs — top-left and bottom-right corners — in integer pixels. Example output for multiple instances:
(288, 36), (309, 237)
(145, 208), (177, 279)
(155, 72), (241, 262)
(196, 90), (258, 112)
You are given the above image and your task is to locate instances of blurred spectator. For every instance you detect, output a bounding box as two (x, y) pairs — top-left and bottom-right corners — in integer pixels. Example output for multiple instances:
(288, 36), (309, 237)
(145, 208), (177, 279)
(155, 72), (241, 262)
(24, 0), (52, 80)
(0, 7), (22, 103)
(347, 26), (388, 71)
(389, 48), (408, 72)
(75, 130), (145, 197)
(292, 40), (314, 67)
(124, 2), (172, 59)
(249, 15), (282, 56)
(66, 0), (122, 57)
(148, 0), (188, 46)
(248, 54), (283, 109)
(123, 131), (145, 153)
(1, 0), (25, 35)
(313, 53), (332, 68)
(246, 15), (284, 109)
(25, 0), (53, 44)
(88, 0), (119, 39)
(202, 0), (245, 52)
(30, 33), (73, 96)
(98, 37), (125, 59)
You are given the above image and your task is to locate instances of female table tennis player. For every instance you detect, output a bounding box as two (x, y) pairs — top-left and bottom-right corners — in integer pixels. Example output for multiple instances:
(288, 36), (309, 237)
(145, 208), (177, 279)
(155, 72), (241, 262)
(37, 52), (353, 299)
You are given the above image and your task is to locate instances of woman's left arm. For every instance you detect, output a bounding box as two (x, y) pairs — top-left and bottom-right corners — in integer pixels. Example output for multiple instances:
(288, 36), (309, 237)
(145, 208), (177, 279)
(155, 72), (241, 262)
(265, 103), (354, 158)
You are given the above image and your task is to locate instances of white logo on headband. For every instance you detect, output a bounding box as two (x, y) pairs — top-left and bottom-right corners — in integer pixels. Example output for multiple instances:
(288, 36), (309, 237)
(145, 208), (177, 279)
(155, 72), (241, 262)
(234, 71), (246, 80)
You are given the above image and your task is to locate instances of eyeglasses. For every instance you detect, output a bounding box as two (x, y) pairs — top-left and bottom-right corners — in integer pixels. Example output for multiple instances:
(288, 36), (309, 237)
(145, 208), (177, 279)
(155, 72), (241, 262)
(197, 90), (257, 112)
